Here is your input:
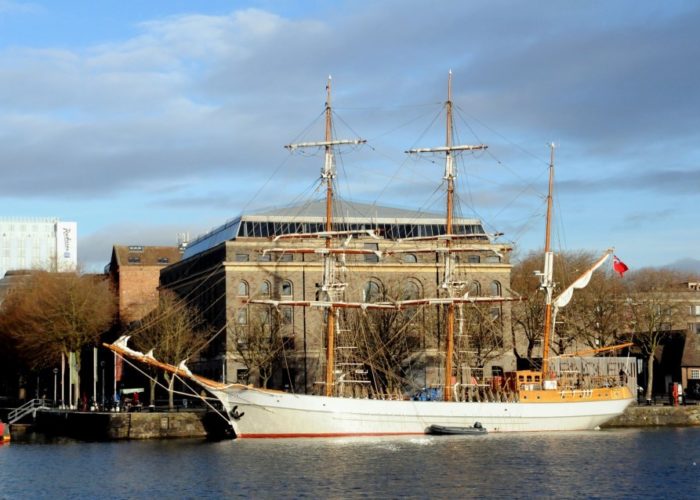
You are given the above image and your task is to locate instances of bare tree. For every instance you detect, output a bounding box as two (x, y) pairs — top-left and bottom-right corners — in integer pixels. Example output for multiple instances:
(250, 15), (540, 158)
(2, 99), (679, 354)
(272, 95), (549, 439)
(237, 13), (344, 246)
(511, 250), (607, 365)
(130, 291), (213, 408)
(456, 302), (506, 373)
(0, 271), (116, 406)
(561, 269), (627, 352)
(624, 268), (689, 402)
(229, 306), (286, 389)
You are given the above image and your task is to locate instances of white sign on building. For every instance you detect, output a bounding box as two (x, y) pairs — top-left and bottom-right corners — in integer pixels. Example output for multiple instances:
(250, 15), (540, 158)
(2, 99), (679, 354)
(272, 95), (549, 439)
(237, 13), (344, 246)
(55, 221), (78, 272)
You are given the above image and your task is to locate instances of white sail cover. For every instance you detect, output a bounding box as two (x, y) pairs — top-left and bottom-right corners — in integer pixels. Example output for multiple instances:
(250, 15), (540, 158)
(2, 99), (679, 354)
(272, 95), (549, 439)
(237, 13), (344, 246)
(552, 250), (612, 309)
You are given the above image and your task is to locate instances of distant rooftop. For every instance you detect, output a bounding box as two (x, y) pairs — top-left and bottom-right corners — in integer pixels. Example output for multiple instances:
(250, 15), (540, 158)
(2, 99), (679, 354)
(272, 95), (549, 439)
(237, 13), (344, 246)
(182, 199), (486, 260)
(110, 245), (183, 269)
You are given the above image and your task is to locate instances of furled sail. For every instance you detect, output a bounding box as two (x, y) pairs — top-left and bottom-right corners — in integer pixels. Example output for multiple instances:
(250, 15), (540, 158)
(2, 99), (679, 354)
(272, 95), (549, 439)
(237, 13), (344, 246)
(552, 249), (612, 310)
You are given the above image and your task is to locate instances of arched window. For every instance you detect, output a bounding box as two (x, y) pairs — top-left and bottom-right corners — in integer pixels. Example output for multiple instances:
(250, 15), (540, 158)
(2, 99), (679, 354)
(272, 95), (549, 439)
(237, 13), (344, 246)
(281, 280), (293, 297)
(238, 280), (249, 297)
(260, 280), (271, 297)
(490, 280), (502, 297)
(237, 308), (248, 325)
(364, 280), (382, 303)
(469, 281), (481, 297)
(403, 254), (417, 263)
(402, 280), (421, 300)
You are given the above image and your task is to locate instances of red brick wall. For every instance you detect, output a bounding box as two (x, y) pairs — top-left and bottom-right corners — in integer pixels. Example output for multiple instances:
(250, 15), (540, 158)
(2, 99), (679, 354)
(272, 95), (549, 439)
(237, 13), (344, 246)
(118, 266), (163, 324)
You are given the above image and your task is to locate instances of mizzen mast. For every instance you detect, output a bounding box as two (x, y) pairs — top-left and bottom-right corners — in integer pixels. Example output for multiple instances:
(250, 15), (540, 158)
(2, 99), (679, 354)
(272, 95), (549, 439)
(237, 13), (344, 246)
(539, 143), (556, 378)
(406, 71), (487, 401)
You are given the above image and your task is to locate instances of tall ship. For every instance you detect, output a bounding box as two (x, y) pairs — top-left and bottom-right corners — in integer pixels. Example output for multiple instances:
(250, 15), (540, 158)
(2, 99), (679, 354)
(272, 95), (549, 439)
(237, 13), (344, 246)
(108, 73), (634, 437)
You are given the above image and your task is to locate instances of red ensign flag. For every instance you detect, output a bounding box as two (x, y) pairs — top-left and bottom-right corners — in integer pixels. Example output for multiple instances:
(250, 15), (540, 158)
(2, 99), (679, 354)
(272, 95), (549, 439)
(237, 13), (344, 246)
(613, 255), (629, 277)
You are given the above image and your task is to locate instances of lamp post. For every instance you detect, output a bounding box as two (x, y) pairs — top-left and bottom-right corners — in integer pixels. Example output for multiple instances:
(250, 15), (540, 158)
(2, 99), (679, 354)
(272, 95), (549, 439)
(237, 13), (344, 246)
(100, 361), (105, 409)
(53, 368), (58, 406)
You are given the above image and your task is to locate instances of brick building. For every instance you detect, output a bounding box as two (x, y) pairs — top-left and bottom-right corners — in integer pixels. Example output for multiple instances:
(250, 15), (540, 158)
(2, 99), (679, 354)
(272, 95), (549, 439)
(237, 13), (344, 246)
(107, 245), (183, 325)
(680, 282), (700, 400)
(160, 200), (513, 393)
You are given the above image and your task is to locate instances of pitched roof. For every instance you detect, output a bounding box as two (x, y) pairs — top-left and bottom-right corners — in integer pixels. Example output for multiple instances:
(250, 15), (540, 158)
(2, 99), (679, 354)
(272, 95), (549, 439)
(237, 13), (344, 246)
(112, 245), (182, 268)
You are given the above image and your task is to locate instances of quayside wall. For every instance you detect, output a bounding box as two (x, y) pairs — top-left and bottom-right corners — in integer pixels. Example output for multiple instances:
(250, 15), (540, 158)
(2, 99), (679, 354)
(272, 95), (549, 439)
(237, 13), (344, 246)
(602, 405), (700, 428)
(32, 410), (230, 440)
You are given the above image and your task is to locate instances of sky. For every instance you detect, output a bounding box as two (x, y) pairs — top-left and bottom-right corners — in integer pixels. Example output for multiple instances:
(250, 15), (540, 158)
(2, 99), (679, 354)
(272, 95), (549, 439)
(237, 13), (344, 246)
(1, 0), (699, 273)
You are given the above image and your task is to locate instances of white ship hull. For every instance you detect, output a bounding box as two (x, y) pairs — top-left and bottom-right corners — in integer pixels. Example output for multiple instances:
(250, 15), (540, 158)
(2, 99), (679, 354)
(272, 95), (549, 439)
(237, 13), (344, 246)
(211, 386), (634, 438)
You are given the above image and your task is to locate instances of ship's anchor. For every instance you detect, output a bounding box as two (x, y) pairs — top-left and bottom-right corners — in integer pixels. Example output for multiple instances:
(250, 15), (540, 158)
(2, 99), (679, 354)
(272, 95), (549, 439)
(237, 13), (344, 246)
(230, 405), (245, 420)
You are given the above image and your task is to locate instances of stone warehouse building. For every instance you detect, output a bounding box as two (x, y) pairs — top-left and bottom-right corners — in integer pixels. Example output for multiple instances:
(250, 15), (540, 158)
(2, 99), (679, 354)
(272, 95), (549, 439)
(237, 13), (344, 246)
(160, 201), (513, 393)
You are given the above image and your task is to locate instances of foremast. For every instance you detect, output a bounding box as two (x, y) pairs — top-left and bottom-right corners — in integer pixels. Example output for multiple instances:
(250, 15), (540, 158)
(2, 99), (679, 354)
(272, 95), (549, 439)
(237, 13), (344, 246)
(285, 76), (366, 397)
(407, 71), (487, 401)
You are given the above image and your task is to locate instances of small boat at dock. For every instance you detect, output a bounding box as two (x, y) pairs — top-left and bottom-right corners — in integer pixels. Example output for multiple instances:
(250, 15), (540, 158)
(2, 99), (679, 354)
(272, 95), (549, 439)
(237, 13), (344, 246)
(428, 422), (487, 435)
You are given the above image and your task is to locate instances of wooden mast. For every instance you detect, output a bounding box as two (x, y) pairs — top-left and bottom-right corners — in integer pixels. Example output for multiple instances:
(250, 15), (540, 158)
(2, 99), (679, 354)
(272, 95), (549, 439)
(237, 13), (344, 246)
(323, 77), (336, 397)
(407, 71), (486, 401)
(444, 73), (456, 402)
(540, 143), (556, 379)
(283, 77), (364, 397)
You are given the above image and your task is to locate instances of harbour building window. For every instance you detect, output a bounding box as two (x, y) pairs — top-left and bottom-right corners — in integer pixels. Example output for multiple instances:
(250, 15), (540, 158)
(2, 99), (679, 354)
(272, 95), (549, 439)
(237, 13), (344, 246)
(281, 280), (293, 297)
(402, 280), (421, 300)
(237, 308), (248, 325)
(281, 306), (293, 325)
(260, 281), (271, 297)
(238, 281), (249, 297)
(364, 280), (382, 302)
(364, 243), (379, 263)
(403, 254), (417, 263)
(490, 281), (502, 297)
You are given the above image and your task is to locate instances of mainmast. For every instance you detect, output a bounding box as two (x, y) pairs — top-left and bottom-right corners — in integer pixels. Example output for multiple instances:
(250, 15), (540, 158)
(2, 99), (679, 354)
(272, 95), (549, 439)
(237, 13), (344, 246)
(540, 143), (556, 378)
(407, 71), (487, 401)
(285, 76), (365, 397)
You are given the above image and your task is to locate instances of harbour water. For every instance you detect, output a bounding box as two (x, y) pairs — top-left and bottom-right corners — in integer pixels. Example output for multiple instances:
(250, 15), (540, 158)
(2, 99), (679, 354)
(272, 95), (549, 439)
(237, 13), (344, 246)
(1, 428), (698, 499)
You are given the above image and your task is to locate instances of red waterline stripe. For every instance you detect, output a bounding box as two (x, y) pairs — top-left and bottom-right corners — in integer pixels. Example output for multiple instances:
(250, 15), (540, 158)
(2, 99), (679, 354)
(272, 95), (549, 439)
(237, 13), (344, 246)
(238, 431), (425, 439)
